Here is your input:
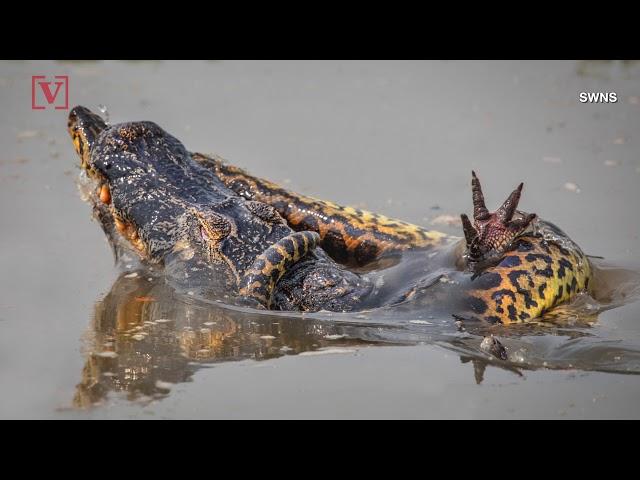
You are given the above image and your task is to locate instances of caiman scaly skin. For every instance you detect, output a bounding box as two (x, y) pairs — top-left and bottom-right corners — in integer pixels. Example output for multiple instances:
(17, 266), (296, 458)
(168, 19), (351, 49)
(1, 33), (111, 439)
(192, 153), (447, 266)
(194, 154), (592, 323)
(68, 106), (592, 324)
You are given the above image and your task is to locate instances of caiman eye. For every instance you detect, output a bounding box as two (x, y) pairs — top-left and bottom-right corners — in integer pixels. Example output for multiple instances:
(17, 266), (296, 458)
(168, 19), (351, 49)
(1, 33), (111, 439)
(196, 211), (232, 244)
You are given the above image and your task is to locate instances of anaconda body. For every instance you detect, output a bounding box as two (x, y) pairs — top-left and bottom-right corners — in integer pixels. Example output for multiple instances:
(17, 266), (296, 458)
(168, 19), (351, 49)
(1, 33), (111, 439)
(68, 106), (592, 324)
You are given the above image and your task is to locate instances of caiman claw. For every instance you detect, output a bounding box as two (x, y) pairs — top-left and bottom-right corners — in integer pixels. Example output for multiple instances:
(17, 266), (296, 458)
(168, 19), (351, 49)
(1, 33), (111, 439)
(461, 171), (537, 262)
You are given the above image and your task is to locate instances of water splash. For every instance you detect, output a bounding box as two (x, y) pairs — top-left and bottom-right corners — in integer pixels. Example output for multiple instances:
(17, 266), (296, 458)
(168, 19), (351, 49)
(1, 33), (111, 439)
(98, 104), (110, 124)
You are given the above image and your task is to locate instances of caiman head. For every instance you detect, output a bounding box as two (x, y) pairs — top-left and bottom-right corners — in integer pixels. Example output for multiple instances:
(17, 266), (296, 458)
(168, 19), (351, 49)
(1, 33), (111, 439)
(68, 106), (319, 302)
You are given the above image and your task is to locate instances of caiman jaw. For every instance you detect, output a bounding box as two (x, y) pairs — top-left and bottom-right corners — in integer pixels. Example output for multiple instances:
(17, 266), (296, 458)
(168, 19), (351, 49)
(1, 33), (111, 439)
(69, 107), (114, 226)
(69, 106), (149, 259)
(460, 171), (537, 262)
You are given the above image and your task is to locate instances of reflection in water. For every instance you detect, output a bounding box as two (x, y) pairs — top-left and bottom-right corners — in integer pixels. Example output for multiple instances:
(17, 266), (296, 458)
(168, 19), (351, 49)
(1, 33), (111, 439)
(75, 257), (640, 407)
(74, 272), (391, 407)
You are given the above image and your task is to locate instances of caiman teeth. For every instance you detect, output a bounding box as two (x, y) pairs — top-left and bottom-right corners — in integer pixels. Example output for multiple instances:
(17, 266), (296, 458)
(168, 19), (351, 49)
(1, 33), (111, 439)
(114, 216), (126, 233)
(111, 213), (146, 254)
(99, 184), (111, 204)
(133, 237), (146, 252)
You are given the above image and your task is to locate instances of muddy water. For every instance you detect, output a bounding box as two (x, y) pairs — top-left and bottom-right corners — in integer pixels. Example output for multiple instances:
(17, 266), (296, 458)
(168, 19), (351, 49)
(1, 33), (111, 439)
(1, 60), (640, 419)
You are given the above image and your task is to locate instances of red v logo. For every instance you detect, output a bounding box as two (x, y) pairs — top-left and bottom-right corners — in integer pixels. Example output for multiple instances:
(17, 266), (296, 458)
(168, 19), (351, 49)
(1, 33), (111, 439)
(38, 81), (64, 104)
(31, 75), (69, 110)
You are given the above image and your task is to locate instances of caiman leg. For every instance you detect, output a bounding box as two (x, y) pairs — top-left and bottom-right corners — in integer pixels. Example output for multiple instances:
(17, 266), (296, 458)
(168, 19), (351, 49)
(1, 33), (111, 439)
(192, 153), (446, 266)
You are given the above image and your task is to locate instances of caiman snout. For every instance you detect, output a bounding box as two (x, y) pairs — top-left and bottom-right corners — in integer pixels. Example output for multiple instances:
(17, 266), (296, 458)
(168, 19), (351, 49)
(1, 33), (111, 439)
(68, 106), (108, 168)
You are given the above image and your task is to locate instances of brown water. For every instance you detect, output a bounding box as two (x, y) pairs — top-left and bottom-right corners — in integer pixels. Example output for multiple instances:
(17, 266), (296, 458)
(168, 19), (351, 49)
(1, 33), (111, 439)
(1, 60), (640, 419)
